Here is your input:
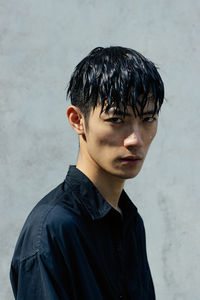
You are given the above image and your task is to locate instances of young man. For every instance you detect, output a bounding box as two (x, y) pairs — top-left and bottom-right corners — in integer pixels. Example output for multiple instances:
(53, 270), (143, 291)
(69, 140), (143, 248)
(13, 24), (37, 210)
(10, 46), (164, 299)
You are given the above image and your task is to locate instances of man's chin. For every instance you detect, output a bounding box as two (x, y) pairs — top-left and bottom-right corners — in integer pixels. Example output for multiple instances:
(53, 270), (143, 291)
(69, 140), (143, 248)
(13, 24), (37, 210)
(113, 169), (142, 180)
(118, 174), (139, 180)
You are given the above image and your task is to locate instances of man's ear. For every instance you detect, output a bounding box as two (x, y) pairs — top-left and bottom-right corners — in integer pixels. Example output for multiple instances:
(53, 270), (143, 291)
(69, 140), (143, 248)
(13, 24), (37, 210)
(66, 106), (85, 135)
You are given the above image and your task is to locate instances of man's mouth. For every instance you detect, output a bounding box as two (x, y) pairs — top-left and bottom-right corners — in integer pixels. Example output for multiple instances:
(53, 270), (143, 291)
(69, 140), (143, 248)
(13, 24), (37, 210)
(118, 155), (143, 166)
(120, 155), (142, 161)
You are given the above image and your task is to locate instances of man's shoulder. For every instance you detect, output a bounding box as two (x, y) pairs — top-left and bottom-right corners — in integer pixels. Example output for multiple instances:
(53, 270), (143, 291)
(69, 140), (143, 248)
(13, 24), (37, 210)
(13, 181), (83, 263)
(136, 212), (144, 226)
(25, 181), (80, 229)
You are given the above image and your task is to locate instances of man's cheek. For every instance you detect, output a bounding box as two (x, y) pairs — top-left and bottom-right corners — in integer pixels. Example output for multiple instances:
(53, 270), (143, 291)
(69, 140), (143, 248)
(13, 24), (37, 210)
(98, 134), (121, 147)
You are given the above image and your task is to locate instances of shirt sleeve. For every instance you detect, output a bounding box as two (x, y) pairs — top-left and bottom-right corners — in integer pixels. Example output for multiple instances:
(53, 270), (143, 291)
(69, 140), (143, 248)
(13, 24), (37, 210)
(10, 249), (72, 300)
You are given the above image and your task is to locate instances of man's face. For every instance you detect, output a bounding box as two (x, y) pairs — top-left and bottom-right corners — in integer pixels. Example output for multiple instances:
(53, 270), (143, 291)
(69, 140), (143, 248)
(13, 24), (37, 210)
(80, 102), (158, 180)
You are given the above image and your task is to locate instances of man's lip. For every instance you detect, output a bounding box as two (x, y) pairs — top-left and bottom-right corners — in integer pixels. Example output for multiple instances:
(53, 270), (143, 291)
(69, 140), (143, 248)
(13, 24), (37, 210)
(120, 155), (142, 161)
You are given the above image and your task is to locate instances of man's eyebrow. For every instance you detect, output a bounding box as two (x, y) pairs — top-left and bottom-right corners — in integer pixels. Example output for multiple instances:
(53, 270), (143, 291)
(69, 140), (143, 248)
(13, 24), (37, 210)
(105, 108), (132, 117)
(104, 108), (158, 117)
(142, 110), (157, 116)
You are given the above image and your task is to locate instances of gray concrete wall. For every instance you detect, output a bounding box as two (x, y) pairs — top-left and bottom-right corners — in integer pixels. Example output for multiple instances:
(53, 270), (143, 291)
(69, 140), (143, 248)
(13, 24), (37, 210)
(1, 0), (199, 299)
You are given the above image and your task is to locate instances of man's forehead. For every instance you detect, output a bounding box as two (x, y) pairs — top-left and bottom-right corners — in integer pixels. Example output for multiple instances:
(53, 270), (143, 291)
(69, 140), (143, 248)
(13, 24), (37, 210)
(103, 99), (157, 115)
(88, 94), (158, 119)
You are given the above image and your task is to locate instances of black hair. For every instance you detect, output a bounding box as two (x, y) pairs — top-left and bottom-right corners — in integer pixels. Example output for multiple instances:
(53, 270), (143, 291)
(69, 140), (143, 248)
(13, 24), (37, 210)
(67, 46), (164, 119)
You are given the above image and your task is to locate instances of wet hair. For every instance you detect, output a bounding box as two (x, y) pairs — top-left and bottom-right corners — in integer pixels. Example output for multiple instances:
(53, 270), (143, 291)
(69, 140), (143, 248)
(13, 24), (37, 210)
(67, 46), (164, 119)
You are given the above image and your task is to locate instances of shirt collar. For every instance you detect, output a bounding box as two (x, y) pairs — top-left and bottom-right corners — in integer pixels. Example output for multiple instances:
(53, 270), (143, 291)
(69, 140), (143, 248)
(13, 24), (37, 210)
(64, 165), (138, 221)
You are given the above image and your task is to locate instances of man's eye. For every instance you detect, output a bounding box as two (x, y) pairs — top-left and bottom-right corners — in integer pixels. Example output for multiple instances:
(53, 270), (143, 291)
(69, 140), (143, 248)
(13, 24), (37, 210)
(143, 117), (156, 123)
(108, 118), (123, 124)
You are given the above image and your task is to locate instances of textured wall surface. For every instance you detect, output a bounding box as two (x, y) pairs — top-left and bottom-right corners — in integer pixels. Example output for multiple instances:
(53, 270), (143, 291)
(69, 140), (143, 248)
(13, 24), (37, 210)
(1, 0), (200, 299)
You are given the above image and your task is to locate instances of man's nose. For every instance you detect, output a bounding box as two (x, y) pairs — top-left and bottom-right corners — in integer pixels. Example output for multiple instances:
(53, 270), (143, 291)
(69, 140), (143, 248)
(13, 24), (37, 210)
(123, 128), (143, 148)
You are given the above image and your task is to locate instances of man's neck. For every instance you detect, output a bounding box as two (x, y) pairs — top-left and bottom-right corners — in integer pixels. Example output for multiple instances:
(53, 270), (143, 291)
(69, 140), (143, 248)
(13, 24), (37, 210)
(76, 158), (125, 212)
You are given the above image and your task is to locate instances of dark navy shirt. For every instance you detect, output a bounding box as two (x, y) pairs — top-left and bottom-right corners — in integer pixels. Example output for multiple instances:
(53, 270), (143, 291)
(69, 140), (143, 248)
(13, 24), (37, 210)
(10, 166), (155, 299)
